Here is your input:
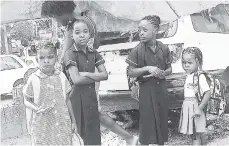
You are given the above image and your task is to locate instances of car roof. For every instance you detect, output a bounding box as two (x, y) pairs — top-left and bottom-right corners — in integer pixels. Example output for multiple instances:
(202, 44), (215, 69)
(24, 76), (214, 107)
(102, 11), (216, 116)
(0, 54), (28, 66)
(0, 54), (19, 57)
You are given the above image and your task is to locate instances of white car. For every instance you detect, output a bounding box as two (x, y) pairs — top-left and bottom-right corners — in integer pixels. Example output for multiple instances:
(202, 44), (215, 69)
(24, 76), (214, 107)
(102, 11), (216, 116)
(0, 55), (30, 95)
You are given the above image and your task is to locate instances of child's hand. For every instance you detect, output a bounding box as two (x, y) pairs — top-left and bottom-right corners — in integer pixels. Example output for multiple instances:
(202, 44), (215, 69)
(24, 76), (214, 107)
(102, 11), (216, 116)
(71, 122), (78, 134)
(157, 70), (166, 79)
(193, 107), (202, 118)
(147, 66), (161, 77)
(36, 107), (51, 114)
(36, 104), (55, 114)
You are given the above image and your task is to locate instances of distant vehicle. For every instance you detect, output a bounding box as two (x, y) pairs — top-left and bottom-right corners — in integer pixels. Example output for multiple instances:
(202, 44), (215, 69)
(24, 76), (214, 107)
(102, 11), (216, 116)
(0, 55), (30, 96)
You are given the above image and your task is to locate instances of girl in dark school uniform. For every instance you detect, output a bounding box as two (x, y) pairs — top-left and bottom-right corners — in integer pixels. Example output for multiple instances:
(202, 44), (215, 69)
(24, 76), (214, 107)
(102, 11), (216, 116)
(41, 2), (139, 144)
(63, 17), (108, 145)
(126, 15), (172, 145)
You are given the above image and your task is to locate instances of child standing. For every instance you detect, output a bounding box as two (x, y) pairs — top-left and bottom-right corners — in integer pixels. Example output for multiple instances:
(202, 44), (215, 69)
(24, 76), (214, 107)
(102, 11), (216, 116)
(23, 42), (78, 145)
(179, 47), (211, 145)
(126, 15), (172, 145)
(41, 2), (139, 144)
(63, 17), (108, 145)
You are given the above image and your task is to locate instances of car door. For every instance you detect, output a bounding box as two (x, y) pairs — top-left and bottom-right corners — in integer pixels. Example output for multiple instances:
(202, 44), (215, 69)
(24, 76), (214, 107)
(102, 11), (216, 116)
(0, 56), (28, 94)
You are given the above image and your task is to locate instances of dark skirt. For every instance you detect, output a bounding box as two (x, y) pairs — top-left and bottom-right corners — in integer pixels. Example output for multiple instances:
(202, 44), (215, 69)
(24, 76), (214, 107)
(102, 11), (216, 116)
(138, 78), (169, 145)
(69, 83), (101, 145)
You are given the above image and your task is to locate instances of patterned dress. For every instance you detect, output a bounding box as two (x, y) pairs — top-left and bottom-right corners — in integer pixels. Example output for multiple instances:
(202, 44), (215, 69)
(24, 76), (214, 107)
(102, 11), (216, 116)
(23, 69), (72, 145)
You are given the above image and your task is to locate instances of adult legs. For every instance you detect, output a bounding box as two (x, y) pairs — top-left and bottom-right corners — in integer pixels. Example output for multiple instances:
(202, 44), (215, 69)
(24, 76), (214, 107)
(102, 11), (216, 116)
(96, 82), (138, 145)
(99, 112), (138, 145)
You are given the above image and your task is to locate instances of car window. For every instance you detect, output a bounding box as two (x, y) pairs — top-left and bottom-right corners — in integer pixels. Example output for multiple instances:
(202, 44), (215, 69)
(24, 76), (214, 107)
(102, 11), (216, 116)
(0, 56), (23, 71)
(190, 4), (229, 34)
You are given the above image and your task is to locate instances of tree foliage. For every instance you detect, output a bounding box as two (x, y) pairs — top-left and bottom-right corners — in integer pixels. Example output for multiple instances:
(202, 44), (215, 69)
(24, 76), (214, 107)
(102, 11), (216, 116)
(9, 21), (34, 45)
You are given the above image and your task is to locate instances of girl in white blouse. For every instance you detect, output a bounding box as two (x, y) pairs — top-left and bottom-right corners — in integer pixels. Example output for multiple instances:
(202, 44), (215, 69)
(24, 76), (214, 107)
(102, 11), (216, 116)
(179, 47), (211, 145)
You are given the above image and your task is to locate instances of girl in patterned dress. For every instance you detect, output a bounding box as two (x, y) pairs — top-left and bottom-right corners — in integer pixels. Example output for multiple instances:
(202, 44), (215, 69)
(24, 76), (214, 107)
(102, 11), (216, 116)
(179, 47), (211, 145)
(23, 42), (79, 145)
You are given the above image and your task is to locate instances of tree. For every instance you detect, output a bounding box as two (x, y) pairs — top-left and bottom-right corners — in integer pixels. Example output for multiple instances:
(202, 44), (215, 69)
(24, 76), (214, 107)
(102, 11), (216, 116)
(9, 21), (35, 46)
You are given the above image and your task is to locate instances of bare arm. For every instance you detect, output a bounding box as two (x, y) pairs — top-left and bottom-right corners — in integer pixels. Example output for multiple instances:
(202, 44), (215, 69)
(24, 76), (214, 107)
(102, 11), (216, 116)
(23, 80), (38, 111)
(82, 64), (108, 82)
(164, 66), (172, 76)
(66, 97), (76, 124)
(68, 65), (95, 85)
(127, 65), (149, 78)
(198, 91), (211, 110)
(24, 97), (38, 111)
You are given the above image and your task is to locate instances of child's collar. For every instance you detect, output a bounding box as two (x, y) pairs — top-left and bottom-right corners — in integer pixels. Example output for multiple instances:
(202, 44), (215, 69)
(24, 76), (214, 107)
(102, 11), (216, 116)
(35, 68), (60, 78)
(73, 43), (94, 52)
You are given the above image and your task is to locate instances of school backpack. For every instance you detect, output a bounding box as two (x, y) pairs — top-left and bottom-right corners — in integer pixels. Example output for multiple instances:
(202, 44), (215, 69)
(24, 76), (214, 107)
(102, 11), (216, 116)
(193, 70), (227, 118)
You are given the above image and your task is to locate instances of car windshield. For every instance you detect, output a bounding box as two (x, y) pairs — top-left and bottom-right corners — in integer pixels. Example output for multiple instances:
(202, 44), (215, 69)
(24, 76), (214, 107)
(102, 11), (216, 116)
(0, 56), (23, 71)
(190, 4), (229, 34)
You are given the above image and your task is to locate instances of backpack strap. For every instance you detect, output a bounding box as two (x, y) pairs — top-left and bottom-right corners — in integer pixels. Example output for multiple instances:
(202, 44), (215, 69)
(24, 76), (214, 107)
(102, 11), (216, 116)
(193, 71), (212, 103)
(192, 71), (205, 139)
(193, 71), (202, 103)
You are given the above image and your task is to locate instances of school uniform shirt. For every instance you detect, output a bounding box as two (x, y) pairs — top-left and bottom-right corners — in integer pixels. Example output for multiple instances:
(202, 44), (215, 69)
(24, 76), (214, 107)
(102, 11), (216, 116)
(23, 69), (72, 145)
(125, 41), (171, 145)
(63, 44), (104, 145)
(179, 73), (210, 134)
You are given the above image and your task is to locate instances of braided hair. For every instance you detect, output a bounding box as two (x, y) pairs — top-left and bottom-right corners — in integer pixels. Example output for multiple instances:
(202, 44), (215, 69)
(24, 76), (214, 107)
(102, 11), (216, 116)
(141, 15), (161, 30)
(182, 47), (203, 70)
(36, 41), (57, 55)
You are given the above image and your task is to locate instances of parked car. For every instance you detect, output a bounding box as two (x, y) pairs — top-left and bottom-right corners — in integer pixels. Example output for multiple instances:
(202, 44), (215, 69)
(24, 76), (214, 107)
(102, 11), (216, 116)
(0, 55), (30, 96)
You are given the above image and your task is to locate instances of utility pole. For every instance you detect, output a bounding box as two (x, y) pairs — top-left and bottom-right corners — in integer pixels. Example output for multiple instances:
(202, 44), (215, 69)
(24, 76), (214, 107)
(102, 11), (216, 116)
(1, 25), (9, 54)
(51, 18), (58, 43)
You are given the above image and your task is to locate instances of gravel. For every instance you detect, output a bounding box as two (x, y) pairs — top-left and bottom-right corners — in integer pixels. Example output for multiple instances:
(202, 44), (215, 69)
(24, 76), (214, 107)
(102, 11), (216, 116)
(2, 114), (229, 145)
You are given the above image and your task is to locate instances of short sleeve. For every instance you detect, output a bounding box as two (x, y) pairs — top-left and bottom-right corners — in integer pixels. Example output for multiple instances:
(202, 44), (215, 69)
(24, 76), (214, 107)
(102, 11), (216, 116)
(95, 51), (105, 67)
(199, 74), (210, 96)
(125, 48), (138, 68)
(63, 49), (77, 69)
(23, 76), (34, 99)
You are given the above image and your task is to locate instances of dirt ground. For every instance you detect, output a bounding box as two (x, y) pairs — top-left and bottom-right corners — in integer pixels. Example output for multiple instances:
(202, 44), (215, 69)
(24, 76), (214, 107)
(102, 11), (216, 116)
(1, 114), (229, 145)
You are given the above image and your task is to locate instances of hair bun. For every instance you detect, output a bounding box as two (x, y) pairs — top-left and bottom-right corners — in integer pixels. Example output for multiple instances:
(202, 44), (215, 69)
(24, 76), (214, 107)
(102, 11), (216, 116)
(154, 15), (161, 25)
(150, 15), (160, 25)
